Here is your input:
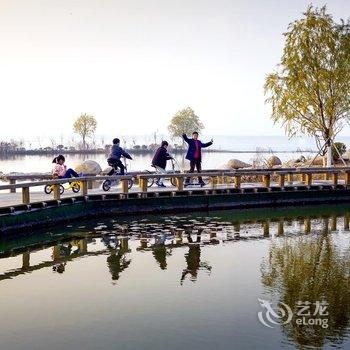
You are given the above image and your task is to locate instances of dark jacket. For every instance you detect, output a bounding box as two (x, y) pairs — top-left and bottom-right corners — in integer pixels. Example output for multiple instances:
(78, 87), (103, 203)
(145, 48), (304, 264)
(108, 145), (132, 161)
(182, 134), (213, 161)
(152, 146), (172, 169)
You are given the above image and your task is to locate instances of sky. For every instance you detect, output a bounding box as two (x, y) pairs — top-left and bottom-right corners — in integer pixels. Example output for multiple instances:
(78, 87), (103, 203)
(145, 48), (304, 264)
(0, 0), (349, 142)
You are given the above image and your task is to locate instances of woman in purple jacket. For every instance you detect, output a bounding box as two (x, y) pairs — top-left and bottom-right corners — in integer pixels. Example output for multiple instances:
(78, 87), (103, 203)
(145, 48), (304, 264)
(152, 141), (173, 187)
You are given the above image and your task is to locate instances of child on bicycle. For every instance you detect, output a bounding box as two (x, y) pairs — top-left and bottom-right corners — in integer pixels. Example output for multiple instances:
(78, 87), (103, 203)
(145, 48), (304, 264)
(107, 138), (132, 175)
(151, 141), (173, 187)
(52, 155), (80, 178)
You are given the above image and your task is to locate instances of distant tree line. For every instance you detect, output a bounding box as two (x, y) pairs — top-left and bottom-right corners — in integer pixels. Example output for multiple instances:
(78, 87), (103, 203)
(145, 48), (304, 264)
(1, 107), (207, 155)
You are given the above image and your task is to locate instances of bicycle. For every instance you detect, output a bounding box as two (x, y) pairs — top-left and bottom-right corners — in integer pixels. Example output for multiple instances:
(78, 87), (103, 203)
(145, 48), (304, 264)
(102, 157), (134, 191)
(150, 158), (183, 187)
(44, 179), (81, 195)
(141, 169), (157, 188)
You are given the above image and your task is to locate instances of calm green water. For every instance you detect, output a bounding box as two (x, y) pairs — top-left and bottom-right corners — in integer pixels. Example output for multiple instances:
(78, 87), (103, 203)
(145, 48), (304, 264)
(0, 205), (350, 350)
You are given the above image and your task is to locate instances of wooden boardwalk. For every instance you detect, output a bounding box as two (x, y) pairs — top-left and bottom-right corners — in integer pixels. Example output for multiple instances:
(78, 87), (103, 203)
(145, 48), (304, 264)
(1, 166), (350, 211)
(0, 178), (342, 207)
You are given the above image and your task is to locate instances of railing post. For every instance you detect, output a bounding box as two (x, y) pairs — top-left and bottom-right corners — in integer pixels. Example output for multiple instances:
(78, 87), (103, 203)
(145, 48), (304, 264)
(22, 187), (30, 204)
(331, 216), (337, 231)
(234, 175), (241, 189)
(306, 173), (312, 186)
(278, 174), (285, 188)
(121, 179), (129, 194)
(345, 171), (350, 185)
(53, 184), (61, 200)
(52, 245), (60, 261)
(277, 220), (284, 236)
(81, 180), (88, 196)
(22, 251), (30, 269)
(9, 179), (16, 193)
(344, 215), (349, 231)
(176, 176), (184, 191)
(304, 218), (311, 234)
(211, 176), (217, 189)
(287, 173), (293, 184)
(263, 174), (270, 188)
(140, 178), (148, 192)
(262, 221), (270, 236)
(332, 172), (338, 186)
(78, 238), (88, 253)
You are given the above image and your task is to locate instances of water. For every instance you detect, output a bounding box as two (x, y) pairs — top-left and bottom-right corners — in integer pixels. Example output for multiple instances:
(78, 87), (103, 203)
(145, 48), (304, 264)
(2, 134), (336, 152)
(0, 134), (325, 173)
(0, 205), (350, 349)
(0, 151), (315, 174)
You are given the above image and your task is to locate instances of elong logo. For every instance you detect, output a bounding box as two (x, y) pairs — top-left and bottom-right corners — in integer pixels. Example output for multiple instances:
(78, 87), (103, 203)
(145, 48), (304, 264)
(257, 298), (329, 329)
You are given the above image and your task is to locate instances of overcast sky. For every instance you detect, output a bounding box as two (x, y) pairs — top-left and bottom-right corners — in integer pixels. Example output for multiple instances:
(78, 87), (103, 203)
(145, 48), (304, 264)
(0, 0), (349, 140)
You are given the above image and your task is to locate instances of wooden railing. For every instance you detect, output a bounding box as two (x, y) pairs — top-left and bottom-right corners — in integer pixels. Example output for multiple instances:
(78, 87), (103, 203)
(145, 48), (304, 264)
(0, 171), (156, 193)
(1, 167), (350, 207)
(0, 175), (132, 205)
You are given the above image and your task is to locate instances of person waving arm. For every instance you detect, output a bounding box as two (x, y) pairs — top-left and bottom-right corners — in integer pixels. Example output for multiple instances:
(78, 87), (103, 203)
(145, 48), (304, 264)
(182, 133), (190, 144)
(200, 138), (213, 148)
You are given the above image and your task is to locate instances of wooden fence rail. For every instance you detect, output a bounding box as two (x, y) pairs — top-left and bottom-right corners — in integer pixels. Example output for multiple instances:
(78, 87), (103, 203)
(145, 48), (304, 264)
(2, 167), (350, 206)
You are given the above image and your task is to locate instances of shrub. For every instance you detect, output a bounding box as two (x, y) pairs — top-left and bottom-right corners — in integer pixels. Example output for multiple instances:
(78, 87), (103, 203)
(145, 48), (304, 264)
(332, 142), (346, 160)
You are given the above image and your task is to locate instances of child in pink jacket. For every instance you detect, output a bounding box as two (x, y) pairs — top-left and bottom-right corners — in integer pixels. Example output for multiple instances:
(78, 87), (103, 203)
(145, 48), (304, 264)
(52, 155), (80, 178)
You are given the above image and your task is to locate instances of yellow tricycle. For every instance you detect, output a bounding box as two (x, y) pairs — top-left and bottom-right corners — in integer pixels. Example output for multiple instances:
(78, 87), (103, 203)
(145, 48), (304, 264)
(44, 180), (81, 195)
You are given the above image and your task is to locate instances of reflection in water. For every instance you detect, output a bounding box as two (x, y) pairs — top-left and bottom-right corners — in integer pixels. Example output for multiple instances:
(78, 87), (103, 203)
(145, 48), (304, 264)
(181, 229), (212, 285)
(1, 208), (350, 349)
(261, 218), (350, 348)
(152, 235), (169, 270)
(52, 239), (88, 273)
(105, 237), (131, 285)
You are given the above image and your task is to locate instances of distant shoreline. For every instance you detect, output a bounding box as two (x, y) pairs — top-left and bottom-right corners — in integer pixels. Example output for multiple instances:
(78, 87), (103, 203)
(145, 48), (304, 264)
(0, 148), (317, 157)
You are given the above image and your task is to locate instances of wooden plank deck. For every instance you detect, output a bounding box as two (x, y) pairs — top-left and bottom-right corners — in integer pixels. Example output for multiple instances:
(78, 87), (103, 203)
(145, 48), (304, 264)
(0, 178), (340, 207)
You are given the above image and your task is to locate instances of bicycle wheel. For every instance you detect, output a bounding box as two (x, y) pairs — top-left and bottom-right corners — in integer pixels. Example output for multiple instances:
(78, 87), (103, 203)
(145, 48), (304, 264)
(170, 178), (177, 187)
(72, 183), (80, 193)
(59, 185), (65, 195)
(102, 179), (112, 191)
(44, 185), (52, 194)
(147, 178), (154, 187)
(128, 179), (133, 189)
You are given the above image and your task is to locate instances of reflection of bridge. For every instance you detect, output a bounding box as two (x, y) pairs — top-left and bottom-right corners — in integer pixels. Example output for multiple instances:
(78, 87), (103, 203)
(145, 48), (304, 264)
(1, 213), (348, 283)
(0, 238), (107, 281)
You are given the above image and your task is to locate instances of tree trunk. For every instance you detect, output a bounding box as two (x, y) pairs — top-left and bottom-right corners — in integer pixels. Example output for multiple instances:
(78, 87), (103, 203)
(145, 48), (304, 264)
(324, 130), (332, 167)
(326, 145), (332, 167)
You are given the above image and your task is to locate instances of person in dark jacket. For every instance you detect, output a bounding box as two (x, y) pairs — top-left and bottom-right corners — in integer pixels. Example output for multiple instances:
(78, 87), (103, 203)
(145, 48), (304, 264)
(152, 141), (173, 187)
(183, 132), (213, 186)
(107, 138), (132, 175)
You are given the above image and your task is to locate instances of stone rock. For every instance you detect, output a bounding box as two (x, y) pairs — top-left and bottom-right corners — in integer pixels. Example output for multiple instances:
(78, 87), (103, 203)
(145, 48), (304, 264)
(282, 159), (297, 168)
(343, 150), (350, 161)
(74, 160), (102, 175)
(226, 159), (252, 169)
(312, 156), (324, 166)
(295, 155), (307, 163)
(101, 166), (113, 175)
(266, 156), (282, 168)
